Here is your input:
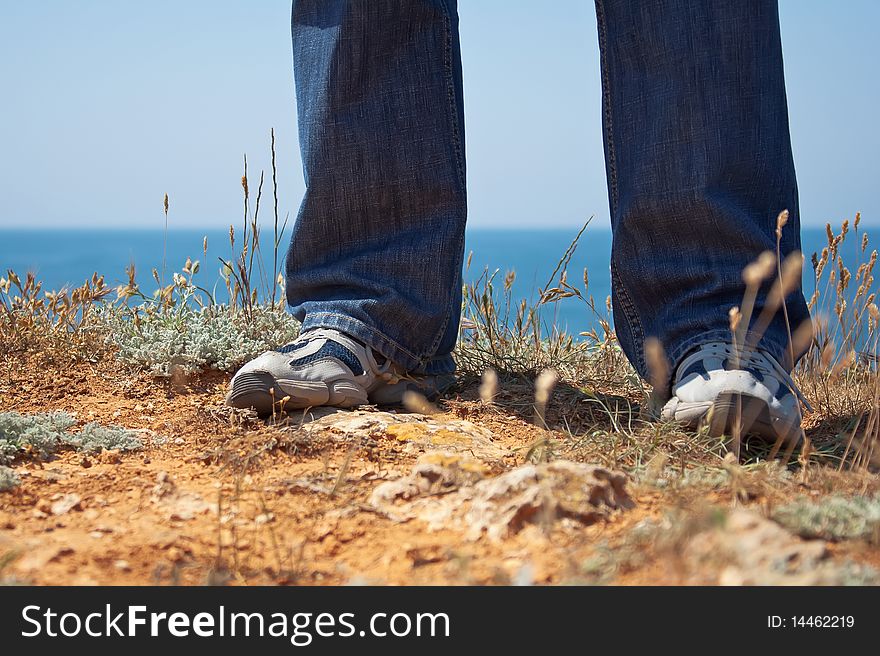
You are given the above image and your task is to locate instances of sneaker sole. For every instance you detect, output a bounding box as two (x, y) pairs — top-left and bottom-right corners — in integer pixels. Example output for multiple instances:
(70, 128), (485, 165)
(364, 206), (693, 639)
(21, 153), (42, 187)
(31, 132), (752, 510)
(669, 392), (801, 446)
(226, 372), (367, 415)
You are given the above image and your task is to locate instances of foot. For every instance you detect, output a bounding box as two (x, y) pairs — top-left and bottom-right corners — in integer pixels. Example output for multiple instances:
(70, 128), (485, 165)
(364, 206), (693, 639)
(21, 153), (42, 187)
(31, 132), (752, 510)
(226, 328), (453, 414)
(660, 341), (810, 445)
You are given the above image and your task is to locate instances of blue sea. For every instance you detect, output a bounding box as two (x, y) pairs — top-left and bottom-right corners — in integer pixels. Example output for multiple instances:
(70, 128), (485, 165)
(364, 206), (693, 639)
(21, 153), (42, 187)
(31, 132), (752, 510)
(0, 227), (867, 334)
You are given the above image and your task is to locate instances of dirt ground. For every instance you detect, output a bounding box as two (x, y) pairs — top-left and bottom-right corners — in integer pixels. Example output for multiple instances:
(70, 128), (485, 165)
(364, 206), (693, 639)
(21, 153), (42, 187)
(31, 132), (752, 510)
(1, 353), (878, 586)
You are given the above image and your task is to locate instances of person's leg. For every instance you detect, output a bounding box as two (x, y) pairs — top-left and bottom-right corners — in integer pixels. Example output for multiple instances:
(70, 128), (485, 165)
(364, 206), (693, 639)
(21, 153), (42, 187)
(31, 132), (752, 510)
(594, 0), (809, 387)
(227, 0), (465, 413)
(286, 0), (466, 376)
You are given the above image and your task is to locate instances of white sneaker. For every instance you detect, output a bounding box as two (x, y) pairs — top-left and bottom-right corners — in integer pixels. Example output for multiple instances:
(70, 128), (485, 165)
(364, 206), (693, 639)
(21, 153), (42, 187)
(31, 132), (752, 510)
(660, 341), (810, 444)
(226, 328), (452, 414)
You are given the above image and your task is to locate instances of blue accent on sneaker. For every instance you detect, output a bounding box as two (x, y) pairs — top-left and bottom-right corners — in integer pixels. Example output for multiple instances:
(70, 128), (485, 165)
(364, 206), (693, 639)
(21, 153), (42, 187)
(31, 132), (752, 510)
(277, 340), (308, 354)
(679, 360), (709, 381)
(286, 341), (364, 376)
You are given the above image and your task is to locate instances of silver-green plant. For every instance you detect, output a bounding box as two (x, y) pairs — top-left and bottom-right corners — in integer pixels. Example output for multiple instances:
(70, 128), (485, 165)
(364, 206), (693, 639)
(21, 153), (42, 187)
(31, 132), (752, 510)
(0, 466), (20, 492)
(66, 423), (144, 454)
(102, 303), (299, 376)
(0, 412), (142, 464)
(773, 495), (880, 541)
(0, 411), (77, 464)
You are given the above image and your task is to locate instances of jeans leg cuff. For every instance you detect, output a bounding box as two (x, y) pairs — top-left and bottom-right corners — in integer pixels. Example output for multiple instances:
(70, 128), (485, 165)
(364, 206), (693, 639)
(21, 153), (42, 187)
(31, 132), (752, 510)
(300, 312), (425, 372)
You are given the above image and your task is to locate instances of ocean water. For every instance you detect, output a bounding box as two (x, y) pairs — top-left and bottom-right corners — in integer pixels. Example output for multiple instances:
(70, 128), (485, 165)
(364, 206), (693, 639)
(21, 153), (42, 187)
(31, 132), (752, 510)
(0, 227), (868, 334)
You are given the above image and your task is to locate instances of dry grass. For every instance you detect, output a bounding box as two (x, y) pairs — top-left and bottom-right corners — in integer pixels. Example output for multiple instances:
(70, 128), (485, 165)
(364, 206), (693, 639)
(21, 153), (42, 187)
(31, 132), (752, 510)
(2, 131), (877, 480)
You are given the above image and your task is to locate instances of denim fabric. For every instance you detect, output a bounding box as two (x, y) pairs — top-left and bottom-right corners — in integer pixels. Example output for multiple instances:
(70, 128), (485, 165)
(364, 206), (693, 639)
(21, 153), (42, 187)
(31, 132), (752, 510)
(286, 0), (809, 383)
(595, 0), (810, 384)
(287, 0), (465, 375)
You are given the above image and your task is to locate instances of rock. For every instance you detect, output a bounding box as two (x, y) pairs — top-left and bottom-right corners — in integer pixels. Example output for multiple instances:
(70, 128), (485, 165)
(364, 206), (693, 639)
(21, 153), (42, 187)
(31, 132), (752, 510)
(460, 460), (633, 541)
(370, 452), (487, 505)
(50, 494), (82, 516)
(15, 545), (74, 572)
(99, 450), (122, 465)
(372, 456), (633, 541)
(151, 471), (213, 521)
(684, 509), (873, 585)
(292, 409), (508, 461)
(167, 494), (213, 521)
(152, 471), (176, 498)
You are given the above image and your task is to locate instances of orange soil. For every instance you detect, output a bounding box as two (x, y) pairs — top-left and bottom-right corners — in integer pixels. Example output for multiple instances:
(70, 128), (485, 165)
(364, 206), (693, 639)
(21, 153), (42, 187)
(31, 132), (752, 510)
(0, 354), (876, 586)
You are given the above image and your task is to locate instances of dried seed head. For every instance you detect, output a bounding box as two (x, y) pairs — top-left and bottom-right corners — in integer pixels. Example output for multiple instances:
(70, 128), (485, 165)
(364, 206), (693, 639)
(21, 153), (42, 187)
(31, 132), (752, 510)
(821, 342), (835, 370)
(534, 369), (558, 428)
(829, 349), (855, 381)
(772, 251), (803, 303)
(203, 236), (208, 255)
(742, 251), (776, 287)
(728, 306), (742, 333)
(837, 266), (851, 294)
(163, 193), (169, 215)
(241, 175), (249, 198)
(789, 319), (815, 359)
(479, 368), (499, 404)
(775, 209), (789, 239)
(855, 212), (862, 230)
(862, 232), (869, 253)
(534, 369), (558, 407)
(644, 337), (669, 392)
(402, 391), (438, 415)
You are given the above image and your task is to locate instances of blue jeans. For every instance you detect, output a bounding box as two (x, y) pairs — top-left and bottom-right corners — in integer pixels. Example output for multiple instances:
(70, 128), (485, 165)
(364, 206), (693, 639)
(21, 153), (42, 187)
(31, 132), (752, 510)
(285, 0), (810, 384)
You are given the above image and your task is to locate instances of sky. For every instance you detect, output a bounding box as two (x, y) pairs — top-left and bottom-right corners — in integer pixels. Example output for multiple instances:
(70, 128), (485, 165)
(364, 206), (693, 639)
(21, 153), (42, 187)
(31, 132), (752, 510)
(0, 0), (877, 230)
